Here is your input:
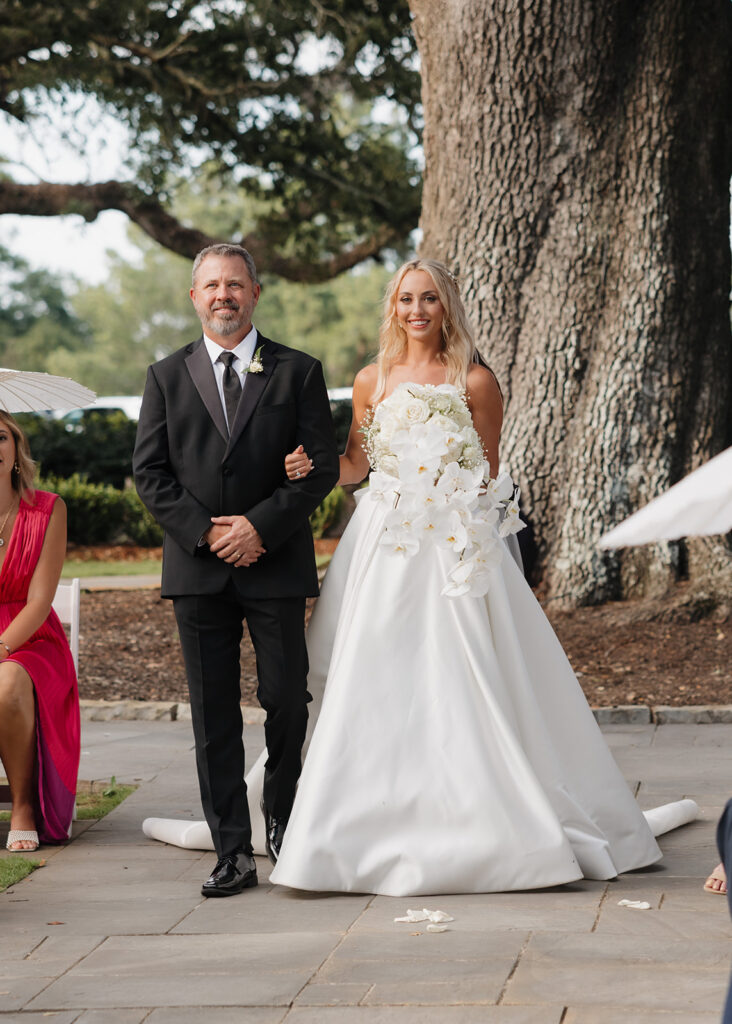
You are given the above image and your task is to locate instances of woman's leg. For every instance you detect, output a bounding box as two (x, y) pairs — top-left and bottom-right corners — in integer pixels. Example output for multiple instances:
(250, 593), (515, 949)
(0, 660), (37, 850)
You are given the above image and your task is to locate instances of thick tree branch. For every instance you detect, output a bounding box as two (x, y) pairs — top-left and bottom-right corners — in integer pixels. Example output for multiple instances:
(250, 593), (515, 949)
(0, 178), (400, 282)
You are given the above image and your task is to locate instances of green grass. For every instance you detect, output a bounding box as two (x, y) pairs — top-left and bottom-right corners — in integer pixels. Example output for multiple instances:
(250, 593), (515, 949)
(62, 551), (330, 577)
(64, 554), (328, 576)
(62, 558), (162, 578)
(0, 782), (137, 825)
(1, 777), (136, 894)
(0, 856), (41, 891)
(74, 780), (137, 819)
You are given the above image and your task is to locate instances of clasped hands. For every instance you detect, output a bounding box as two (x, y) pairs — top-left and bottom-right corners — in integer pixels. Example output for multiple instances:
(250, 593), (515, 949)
(205, 445), (313, 567)
(206, 515), (265, 567)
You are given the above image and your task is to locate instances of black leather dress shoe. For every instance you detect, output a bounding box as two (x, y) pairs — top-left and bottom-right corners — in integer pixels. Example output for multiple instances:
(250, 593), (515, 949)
(261, 799), (288, 866)
(201, 851), (258, 897)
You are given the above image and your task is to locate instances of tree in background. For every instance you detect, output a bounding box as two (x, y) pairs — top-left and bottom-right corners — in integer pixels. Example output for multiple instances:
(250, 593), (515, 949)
(411, 0), (732, 606)
(0, 245), (92, 370)
(3, 0), (731, 607)
(44, 173), (389, 393)
(0, 0), (419, 279)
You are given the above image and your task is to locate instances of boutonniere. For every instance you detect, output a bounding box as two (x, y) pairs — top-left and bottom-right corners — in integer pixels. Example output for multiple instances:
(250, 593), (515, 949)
(244, 345), (264, 374)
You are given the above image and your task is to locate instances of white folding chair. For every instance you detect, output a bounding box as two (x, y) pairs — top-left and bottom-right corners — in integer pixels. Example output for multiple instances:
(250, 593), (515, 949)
(52, 577), (81, 671)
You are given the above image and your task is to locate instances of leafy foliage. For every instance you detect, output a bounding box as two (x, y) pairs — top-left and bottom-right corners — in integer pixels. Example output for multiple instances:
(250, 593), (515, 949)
(0, 245), (91, 371)
(40, 473), (163, 545)
(309, 484), (345, 539)
(18, 411), (138, 489)
(0, 0), (420, 275)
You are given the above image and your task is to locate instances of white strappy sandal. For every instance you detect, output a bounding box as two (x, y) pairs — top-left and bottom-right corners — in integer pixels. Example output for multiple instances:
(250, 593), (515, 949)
(6, 829), (39, 852)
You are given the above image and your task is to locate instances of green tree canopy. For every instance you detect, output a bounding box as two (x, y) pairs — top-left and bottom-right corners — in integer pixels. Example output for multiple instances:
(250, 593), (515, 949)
(0, 0), (420, 280)
(0, 244), (91, 370)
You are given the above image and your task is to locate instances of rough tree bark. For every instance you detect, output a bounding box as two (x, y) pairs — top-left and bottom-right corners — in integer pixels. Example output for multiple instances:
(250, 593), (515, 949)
(410, 0), (732, 607)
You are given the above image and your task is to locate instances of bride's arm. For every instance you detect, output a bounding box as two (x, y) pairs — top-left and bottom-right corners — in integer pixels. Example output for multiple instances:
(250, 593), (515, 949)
(284, 366), (375, 486)
(336, 367), (375, 485)
(466, 364), (503, 478)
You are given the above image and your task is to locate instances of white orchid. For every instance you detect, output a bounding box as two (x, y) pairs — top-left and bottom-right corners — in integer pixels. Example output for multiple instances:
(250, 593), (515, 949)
(380, 528), (421, 557)
(498, 493), (526, 537)
(466, 508), (500, 546)
(484, 469), (515, 503)
(442, 545), (503, 598)
(369, 471), (400, 503)
(434, 509), (469, 552)
(399, 453), (444, 484)
(436, 462), (483, 495)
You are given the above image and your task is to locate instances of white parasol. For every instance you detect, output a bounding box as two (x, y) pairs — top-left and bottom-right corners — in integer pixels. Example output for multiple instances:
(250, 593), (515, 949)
(599, 446), (732, 548)
(0, 368), (96, 415)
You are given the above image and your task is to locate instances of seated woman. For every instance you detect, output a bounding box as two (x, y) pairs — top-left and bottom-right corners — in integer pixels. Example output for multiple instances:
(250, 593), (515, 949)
(0, 411), (80, 852)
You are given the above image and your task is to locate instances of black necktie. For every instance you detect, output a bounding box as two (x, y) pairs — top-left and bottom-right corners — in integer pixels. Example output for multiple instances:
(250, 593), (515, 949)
(218, 351), (241, 433)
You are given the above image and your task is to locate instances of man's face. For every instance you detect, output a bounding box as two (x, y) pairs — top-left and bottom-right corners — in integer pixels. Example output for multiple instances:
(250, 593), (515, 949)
(190, 254), (261, 339)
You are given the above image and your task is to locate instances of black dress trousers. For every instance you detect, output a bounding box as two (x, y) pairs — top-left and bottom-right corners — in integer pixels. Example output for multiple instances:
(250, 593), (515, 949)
(173, 580), (309, 858)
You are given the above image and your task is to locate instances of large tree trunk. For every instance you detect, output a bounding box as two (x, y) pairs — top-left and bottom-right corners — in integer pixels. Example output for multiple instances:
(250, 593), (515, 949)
(410, 0), (732, 606)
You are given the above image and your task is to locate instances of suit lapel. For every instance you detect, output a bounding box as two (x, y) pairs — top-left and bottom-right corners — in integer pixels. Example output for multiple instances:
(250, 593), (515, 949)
(226, 338), (275, 454)
(185, 338), (228, 442)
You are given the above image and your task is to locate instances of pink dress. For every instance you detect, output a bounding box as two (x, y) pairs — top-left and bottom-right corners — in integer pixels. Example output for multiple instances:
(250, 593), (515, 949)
(0, 490), (80, 842)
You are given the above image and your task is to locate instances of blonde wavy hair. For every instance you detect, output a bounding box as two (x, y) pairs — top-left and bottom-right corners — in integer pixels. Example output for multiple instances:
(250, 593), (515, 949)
(0, 411), (36, 502)
(372, 258), (479, 404)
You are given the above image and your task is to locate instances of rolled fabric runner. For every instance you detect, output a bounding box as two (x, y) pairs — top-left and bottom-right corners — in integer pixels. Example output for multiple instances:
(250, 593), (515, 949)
(142, 817), (215, 850)
(643, 799), (699, 837)
(141, 756), (268, 854)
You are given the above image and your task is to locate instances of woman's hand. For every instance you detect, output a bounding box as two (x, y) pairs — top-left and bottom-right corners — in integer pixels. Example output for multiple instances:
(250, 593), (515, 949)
(285, 444), (313, 481)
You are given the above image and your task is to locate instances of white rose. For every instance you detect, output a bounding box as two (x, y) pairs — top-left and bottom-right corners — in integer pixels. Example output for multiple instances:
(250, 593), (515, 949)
(401, 398), (430, 424)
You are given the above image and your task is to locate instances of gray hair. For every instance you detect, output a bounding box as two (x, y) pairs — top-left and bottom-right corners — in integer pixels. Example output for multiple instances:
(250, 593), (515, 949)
(192, 244), (259, 287)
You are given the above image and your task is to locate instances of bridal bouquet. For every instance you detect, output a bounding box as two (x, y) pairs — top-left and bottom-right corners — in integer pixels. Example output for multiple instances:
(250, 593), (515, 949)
(363, 382), (525, 598)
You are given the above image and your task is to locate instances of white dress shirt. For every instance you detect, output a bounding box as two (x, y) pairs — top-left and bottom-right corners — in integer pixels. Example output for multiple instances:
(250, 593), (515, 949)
(203, 327), (258, 431)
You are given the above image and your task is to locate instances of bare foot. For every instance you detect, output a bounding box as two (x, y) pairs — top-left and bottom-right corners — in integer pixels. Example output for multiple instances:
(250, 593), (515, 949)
(704, 862), (727, 895)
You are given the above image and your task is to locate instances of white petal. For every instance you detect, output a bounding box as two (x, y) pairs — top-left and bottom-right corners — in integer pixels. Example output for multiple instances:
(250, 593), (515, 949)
(424, 909), (455, 922)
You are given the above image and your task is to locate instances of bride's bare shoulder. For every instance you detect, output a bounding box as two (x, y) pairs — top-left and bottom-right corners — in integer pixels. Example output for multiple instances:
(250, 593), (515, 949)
(352, 364), (379, 407)
(466, 363), (503, 408)
(353, 364), (378, 390)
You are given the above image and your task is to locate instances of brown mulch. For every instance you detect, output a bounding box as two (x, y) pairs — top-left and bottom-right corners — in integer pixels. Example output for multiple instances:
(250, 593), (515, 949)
(74, 547), (732, 708)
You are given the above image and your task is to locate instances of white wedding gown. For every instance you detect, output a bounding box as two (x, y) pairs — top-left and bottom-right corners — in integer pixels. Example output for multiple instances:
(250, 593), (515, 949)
(264, 492), (663, 896)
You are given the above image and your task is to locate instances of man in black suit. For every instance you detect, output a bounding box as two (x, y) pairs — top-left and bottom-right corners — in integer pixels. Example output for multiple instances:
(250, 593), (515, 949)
(133, 243), (339, 896)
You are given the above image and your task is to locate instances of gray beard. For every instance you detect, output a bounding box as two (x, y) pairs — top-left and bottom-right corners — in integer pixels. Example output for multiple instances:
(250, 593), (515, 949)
(204, 311), (247, 336)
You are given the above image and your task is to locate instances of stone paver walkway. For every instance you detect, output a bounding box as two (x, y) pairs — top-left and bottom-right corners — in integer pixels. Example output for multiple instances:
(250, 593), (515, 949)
(2, 719), (730, 1022)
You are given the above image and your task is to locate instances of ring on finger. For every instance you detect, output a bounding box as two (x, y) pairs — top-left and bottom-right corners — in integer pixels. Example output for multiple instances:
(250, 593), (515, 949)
(295, 470), (301, 478)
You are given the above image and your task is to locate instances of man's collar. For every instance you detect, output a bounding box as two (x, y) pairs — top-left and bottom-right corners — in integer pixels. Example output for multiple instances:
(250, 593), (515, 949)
(203, 325), (258, 365)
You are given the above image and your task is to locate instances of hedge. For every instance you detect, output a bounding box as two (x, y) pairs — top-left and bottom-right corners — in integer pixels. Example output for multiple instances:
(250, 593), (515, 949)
(40, 475), (163, 546)
(18, 411), (138, 490)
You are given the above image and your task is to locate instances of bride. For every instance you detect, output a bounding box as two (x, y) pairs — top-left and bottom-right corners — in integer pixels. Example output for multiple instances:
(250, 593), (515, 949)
(266, 257), (664, 896)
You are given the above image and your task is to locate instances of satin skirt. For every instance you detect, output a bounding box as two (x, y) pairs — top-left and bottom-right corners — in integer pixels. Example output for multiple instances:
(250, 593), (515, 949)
(251, 489), (661, 896)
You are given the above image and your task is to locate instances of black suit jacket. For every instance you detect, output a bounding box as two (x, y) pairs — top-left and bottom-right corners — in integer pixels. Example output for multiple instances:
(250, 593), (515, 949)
(133, 334), (340, 599)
